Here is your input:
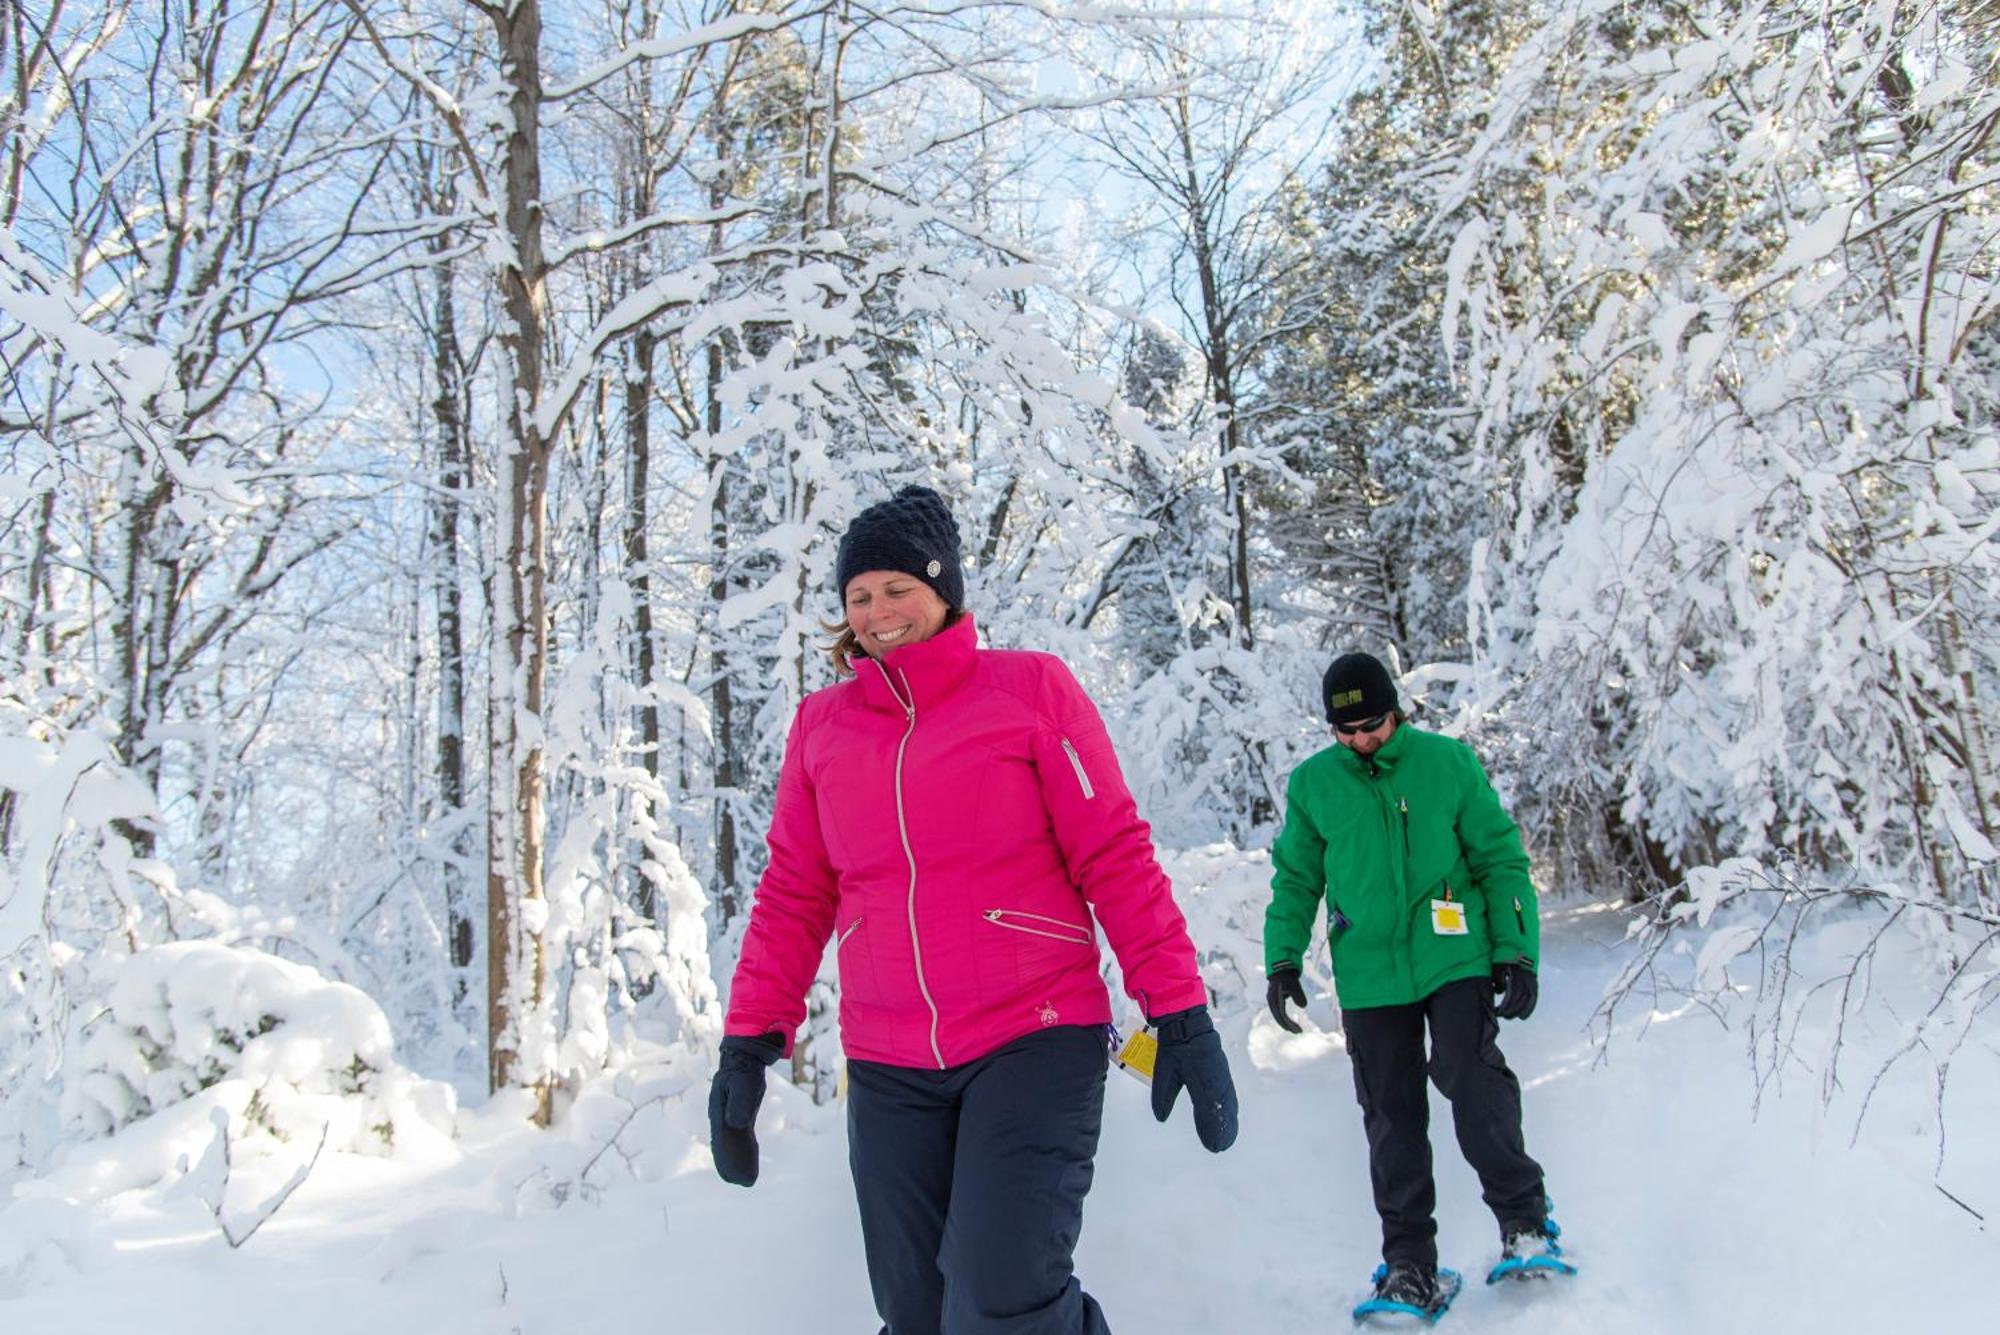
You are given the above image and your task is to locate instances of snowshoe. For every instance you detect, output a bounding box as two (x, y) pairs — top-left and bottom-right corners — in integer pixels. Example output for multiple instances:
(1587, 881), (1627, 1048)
(1486, 1213), (1577, 1283)
(1353, 1262), (1462, 1325)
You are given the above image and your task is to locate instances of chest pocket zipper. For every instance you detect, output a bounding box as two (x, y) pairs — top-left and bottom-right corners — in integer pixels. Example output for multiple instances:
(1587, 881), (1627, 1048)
(1059, 737), (1096, 799)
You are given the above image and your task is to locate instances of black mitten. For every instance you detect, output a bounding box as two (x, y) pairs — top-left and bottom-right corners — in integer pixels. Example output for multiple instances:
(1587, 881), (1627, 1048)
(708, 1032), (784, 1186)
(1149, 1005), (1239, 1153)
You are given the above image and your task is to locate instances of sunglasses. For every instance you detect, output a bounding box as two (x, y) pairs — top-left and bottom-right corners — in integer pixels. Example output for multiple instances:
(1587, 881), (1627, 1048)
(1334, 711), (1391, 737)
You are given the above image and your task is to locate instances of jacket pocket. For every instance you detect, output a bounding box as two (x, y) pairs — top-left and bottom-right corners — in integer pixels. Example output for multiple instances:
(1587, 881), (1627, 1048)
(1057, 737), (1096, 799)
(982, 908), (1094, 947)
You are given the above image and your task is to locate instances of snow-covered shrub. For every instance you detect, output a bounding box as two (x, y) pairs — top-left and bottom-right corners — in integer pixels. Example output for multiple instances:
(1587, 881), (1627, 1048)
(0, 712), (163, 1180)
(1599, 855), (2000, 1147)
(64, 941), (455, 1158)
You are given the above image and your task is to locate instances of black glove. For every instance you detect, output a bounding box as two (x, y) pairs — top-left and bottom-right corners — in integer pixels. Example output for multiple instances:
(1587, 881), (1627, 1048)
(1149, 1005), (1239, 1153)
(708, 1032), (784, 1186)
(1266, 966), (1307, 1033)
(1492, 960), (1538, 1021)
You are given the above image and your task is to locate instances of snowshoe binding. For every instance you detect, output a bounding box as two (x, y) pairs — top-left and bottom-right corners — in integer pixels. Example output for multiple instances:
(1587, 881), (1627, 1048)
(1353, 1261), (1462, 1325)
(1486, 1212), (1577, 1284)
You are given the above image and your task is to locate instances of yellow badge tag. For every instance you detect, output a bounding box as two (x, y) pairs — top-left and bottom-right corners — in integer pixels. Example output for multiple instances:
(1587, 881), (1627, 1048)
(1113, 1027), (1157, 1084)
(1431, 899), (1469, 936)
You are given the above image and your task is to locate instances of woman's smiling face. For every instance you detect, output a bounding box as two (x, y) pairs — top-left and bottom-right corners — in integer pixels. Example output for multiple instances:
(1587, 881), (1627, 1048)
(842, 570), (950, 656)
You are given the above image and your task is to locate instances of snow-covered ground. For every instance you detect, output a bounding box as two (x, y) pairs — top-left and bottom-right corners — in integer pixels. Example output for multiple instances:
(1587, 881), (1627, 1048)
(2, 898), (1993, 1333)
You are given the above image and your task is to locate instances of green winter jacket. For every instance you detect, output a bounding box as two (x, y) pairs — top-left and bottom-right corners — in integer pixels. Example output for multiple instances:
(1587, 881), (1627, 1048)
(1265, 722), (1538, 1009)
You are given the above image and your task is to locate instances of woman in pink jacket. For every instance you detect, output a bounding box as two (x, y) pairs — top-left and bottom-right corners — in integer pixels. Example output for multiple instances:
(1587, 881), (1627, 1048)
(708, 485), (1237, 1335)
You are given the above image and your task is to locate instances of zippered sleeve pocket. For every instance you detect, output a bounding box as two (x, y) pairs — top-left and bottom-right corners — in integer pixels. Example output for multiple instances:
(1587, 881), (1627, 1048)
(1057, 737), (1096, 800)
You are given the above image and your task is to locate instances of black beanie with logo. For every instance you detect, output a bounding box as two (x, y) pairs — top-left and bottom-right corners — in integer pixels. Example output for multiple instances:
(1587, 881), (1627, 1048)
(1322, 652), (1399, 725)
(834, 485), (965, 611)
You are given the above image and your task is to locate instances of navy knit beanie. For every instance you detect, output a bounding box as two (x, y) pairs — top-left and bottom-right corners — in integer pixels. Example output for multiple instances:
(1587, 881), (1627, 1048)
(834, 485), (965, 611)
(1322, 652), (1399, 725)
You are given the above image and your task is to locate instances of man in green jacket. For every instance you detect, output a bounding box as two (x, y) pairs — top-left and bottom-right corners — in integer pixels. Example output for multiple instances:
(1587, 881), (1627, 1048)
(1264, 651), (1565, 1315)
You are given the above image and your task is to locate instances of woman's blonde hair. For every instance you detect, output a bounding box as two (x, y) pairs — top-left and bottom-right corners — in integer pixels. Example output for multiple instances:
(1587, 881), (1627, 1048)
(823, 618), (867, 677)
(823, 608), (964, 677)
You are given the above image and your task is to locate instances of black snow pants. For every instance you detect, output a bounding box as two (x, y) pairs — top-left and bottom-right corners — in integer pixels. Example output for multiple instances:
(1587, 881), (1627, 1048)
(1341, 976), (1547, 1268)
(845, 1025), (1112, 1335)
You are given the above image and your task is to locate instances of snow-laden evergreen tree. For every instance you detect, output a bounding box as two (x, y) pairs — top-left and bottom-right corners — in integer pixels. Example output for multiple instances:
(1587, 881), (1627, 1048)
(1422, 0), (1999, 910)
(1257, 0), (1542, 673)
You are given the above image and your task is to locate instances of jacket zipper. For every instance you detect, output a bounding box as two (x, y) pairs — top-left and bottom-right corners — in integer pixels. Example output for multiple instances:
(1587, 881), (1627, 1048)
(1365, 760), (1410, 996)
(1514, 897), (1526, 936)
(982, 908), (1093, 945)
(1058, 737), (1096, 799)
(881, 663), (945, 1068)
(835, 916), (863, 950)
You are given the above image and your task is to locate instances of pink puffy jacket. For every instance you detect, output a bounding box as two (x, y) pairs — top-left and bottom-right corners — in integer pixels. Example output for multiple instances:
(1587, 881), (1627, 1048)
(723, 614), (1208, 1068)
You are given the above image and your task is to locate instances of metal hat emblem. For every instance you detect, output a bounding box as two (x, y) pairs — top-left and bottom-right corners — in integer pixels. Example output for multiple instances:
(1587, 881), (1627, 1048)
(926, 559), (941, 577)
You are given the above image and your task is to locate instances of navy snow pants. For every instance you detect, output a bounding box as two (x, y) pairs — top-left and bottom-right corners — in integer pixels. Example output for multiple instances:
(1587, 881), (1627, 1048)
(846, 1025), (1112, 1335)
(1341, 976), (1547, 1268)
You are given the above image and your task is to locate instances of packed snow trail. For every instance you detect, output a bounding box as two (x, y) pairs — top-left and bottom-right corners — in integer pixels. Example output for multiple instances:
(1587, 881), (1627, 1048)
(1, 902), (1992, 1333)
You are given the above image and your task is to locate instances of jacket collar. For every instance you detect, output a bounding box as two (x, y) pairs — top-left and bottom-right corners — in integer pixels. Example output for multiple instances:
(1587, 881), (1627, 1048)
(854, 612), (979, 714)
(1334, 719), (1410, 777)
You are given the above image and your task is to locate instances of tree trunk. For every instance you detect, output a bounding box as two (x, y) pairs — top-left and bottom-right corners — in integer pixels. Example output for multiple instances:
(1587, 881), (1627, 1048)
(707, 337), (740, 917)
(485, 0), (553, 1125)
(1173, 91), (1254, 648)
(621, 8), (663, 920)
(706, 111), (741, 917)
(627, 325), (660, 921)
(110, 464), (175, 857)
(427, 245), (475, 1002)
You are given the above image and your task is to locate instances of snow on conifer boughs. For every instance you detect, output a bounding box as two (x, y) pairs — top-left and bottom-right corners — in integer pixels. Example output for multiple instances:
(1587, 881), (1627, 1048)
(1421, 0), (2000, 906)
(64, 941), (455, 1158)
